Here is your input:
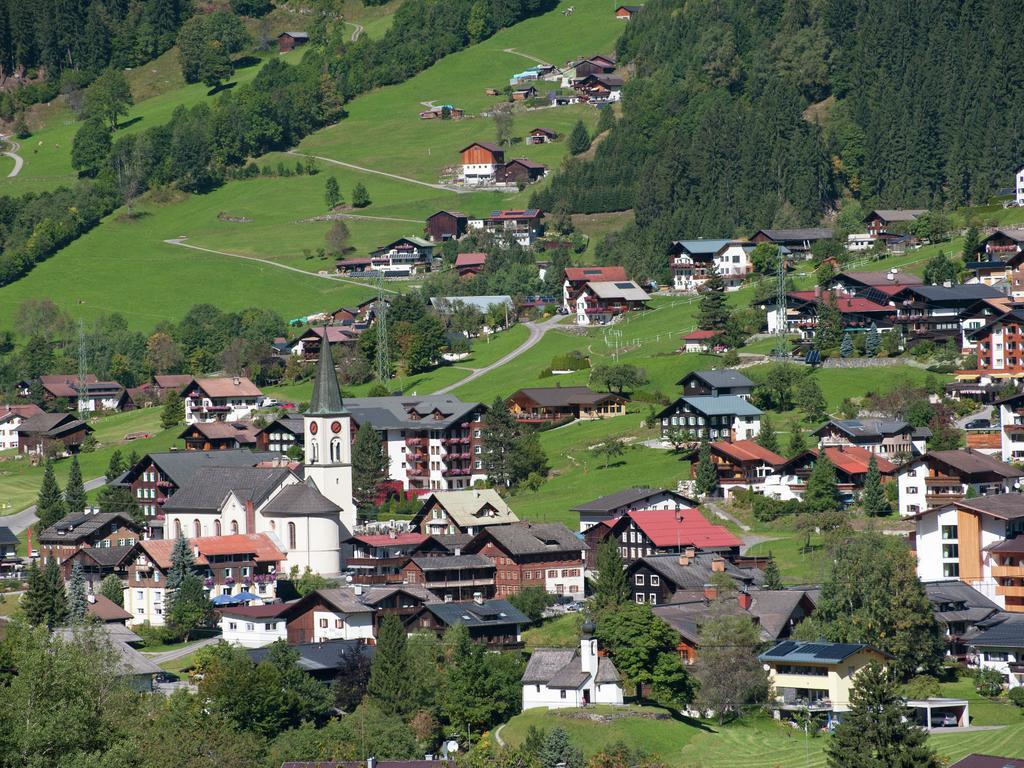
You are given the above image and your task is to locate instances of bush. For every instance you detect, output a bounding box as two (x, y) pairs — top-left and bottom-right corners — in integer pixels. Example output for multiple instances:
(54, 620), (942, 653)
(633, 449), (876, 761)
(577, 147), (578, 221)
(550, 352), (590, 371)
(974, 667), (1005, 698)
(752, 495), (802, 523)
(135, 622), (181, 647)
(1009, 687), (1024, 708)
(902, 674), (941, 700)
(630, 389), (670, 405)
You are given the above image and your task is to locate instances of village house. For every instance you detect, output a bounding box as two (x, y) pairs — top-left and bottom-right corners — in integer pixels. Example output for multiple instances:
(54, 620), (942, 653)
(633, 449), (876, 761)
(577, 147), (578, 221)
(571, 487), (698, 532)
(669, 239), (731, 292)
(279, 587), (375, 644)
(124, 533), (285, 626)
(250, 638), (372, 684)
(970, 616), (1024, 689)
(656, 394), (762, 442)
(400, 553), (496, 600)
(897, 450), (1024, 518)
(923, 580), (1005, 660)
(178, 421), (261, 451)
(562, 54), (616, 86)
(256, 415), (304, 455)
(522, 620), (624, 709)
(419, 104), (464, 119)
(276, 31), (308, 52)
(614, 4), (642, 20)
(680, 329), (720, 353)
(582, 507), (740, 568)
(114, 448), (282, 538)
(425, 210), (469, 241)
(458, 142), (505, 186)
(863, 208), (927, 237)
(61, 543), (139, 590)
(468, 209), (544, 247)
(37, 511), (143, 567)
(454, 252), (487, 277)
(404, 595), (530, 648)
(16, 412), (93, 456)
(827, 269), (922, 298)
(767, 289), (895, 338)
(182, 377), (264, 424)
(498, 158), (547, 185)
(913, 495), (1024, 612)
(573, 74), (624, 102)
(23, 374), (131, 413)
(965, 228), (1024, 288)
(691, 439), (787, 498)
(677, 369), (755, 399)
(655, 588), (816, 665)
(409, 489), (519, 536)
(464, 521), (586, 597)
(329, 298), (378, 330)
(0, 526), (18, 562)
(151, 374), (195, 400)
(0, 403), (43, 450)
(625, 551), (764, 605)
(573, 279), (650, 325)
(343, 394), (488, 492)
(369, 236), (435, 276)
(288, 326), (358, 362)
(563, 266), (628, 312)
(218, 602), (290, 647)
(527, 127), (557, 144)
(750, 227), (834, 255)
(893, 284), (1006, 349)
(506, 386), (628, 424)
(963, 307), (1024, 382)
(759, 640), (891, 724)
(997, 391), (1024, 462)
(429, 295), (513, 332)
(343, 532), (448, 585)
(814, 418), (929, 458)
(763, 445), (897, 505)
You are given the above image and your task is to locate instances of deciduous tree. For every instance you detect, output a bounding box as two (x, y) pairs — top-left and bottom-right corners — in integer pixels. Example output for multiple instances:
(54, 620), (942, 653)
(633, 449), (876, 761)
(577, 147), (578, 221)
(694, 609), (769, 722)
(99, 573), (125, 607)
(83, 68), (133, 129)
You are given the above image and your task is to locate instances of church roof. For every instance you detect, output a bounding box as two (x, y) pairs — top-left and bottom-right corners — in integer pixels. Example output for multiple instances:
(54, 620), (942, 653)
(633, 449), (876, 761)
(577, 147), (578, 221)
(307, 328), (348, 417)
(262, 481), (343, 517)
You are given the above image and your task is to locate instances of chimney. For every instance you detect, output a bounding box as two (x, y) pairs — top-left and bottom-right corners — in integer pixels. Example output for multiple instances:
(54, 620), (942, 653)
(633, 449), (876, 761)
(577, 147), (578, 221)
(354, 583), (364, 596)
(245, 499), (256, 535)
(473, 591), (484, 605)
(233, 377), (240, 386)
(678, 554), (690, 567)
(444, 594), (453, 602)
(454, 547), (461, 556)
(685, 546), (696, 559)
(367, 758), (377, 768)
(193, 545), (200, 558)
(814, 285), (822, 299)
(389, 529), (397, 540)
(738, 591), (753, 610)
(711, 556), (726, 573)
(703, 583), (719, 602)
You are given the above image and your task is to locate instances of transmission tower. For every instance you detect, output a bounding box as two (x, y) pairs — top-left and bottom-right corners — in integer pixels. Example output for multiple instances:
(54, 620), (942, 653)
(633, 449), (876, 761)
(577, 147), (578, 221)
(374, 271), (390, 383)
(77, 321), (87, 413)
(773, 249), (789, 358)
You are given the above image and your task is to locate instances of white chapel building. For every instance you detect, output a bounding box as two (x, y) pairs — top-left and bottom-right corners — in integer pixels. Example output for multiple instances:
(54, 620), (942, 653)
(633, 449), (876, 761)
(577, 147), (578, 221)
(522, 619), (624, 709)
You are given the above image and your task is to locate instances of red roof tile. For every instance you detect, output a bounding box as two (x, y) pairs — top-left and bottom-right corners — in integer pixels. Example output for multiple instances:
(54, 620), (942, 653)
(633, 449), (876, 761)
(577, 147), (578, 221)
(140, 533), (285, 570)
(351, 533), (429, 548)
(455, 252), (487, 267)
(565, 266), (627, 282)
(821, 445), (897, 475)
(789, 292), (890, 313)
(711, 439), (787, 466)
(683, 330), (719, 340)
(626, 508), (742, 549)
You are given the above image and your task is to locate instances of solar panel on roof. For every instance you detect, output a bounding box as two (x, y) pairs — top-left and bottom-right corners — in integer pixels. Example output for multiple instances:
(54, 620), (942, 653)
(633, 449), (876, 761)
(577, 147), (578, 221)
(614, 282), (634, 289)
(773, 641), (798, 655)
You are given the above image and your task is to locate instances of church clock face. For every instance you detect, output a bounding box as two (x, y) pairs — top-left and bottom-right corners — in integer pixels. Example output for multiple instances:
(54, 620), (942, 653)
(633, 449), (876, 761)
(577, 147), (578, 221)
(309, 422), (318, 435)
(330, 421), (342, 434)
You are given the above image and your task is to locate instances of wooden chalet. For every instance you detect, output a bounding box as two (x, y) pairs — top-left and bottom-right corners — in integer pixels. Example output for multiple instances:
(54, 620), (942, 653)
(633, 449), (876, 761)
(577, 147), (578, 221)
(615, 5), (642, 20)
(776, 289), (895, 339)
(692, 440), (787, 496)
(400, 554), (496, 600)
(425, 210), (469, 241)
(178, 421), (260, 451)
(506, 386), (627, 424)
(402, 596), (529, 648)
(511, 86), (538, 101)
(454, 252), (487, 277)
(583, 507), (740, 568)
(498, 158), (547, 184)
(863, 209), (927, 237)
(750, 228), (833, 254)
(37, 511), (142, 567)
(676, 369), (754, 398)
(343, 532), (446, 585)
(897, 449), (1024, 517)
(778, 445), (897, 504)
(16, 412), (93, 456)
(289, 325), (358, 361)
(277, 31), (309, 52)
(967, 228), (1024, 286)
(527, 127), (557, 144)
(573, 55), (616, 78)
(625, 552), (763, 606)
(463, 521), (586, 598)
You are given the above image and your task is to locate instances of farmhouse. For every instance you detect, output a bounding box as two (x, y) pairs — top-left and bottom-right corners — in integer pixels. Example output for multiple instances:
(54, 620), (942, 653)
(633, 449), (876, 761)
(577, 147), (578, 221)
(370, 236), (435, 276)
(464, 521), (586, 597)
(468, 209), (544, 247)
(506, 386), (627, 424)
(583, 507), (740, 567)
(750, 227), (833, 254)
(178, 421), (261, 451)
(26, 374), (131, 412)
(573, 74), (624, 102)
(498, 158), (547, 184)
(454, 252), (487, 277)
(17, 412), (93, 456)
(572, 487), (698, 532)
(863, 208), (927, 236)
(425, 210), (469, 241)
(657, 395), (762, 442)
(615, 5), (642, 19)
(458, 142), (505, 186)
(37, 511), (142, 567)
(522, 620), (623, 709)
(677, 369), (754, 399)
(527, 127), (557, 144)
(182, 377), (263, 424)
(897, 450), (1024, 518)
(277, 31), (308, 52)
(404, 596), (530, 648)
(626, 552), (763, 605)
(0, 403), (43, 450)
(573, 279), (650, 325)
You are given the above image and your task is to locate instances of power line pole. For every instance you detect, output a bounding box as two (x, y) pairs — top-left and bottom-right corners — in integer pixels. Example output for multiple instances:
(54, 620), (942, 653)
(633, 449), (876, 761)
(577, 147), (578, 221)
(77, 320), (87, 414)
(773, 248), (789, 358)
(374, 271), (390, 383)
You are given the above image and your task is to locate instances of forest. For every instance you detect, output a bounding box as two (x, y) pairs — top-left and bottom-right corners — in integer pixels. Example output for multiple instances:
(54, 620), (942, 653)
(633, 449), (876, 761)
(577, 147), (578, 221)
(532, 0), (1024, 283)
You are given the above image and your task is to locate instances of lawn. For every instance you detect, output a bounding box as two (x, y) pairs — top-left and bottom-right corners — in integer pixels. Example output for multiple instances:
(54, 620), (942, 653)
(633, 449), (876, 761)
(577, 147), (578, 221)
(744, 532), (831, 586)
(937, 675), (1024, 727)
(522, 613), (582, 649)
(501, 706), (1024, 768)
(158, 649), (201, 676)
(0, 408), (178, 516)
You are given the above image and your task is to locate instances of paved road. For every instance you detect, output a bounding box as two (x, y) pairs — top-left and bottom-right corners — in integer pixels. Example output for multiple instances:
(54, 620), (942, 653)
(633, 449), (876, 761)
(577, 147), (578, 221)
(435, 315), (566, 395)
(956, 405), (994, 430)
(6, 476), (106, 534)
(289, 150), (472, 194)
(1, 135), (23, 177)
(163, 238), (398, 294)
(142, 636), (221, 665)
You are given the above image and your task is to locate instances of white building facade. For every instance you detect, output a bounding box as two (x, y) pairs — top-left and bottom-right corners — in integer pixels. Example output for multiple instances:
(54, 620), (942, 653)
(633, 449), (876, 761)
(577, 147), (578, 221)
(521, 621), (624, 710)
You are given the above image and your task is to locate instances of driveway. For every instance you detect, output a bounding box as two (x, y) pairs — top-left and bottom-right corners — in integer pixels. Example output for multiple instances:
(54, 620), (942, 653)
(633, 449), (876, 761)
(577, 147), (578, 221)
(6, 476), (107, 533)
(1, 135), (23, 177)
(142, 636), (221, 665)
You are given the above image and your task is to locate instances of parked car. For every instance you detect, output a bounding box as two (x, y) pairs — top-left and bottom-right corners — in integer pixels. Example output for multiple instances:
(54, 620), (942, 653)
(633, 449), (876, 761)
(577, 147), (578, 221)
(965, 418), (992, 430)
(935, 713), (958, 727)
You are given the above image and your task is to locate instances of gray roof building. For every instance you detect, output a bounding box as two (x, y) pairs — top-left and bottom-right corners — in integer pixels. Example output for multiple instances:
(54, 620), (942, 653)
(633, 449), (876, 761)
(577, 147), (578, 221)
(571, 487), (695, 513)
(628, 553), (764, 592)
(161, 467), (295, 514)
(115, 449), (283, 489)
(344, 395), (484, 432)
(466, 521), (584, 557)
(38, 512), (141, 544)
(420, 598), (529, 630)
(676, 369), (755, 389)
(968, 616), (1024, 649)
(261, 481), (343, 517)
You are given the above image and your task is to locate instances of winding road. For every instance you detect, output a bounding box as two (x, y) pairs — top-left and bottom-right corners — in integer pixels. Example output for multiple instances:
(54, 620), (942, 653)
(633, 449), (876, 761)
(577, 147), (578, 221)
(436, 314), (566, 394)
(162, 238), (398, 294)
(1, 135), (24, 177)
(6, 476), (107, 534)
(288, 151), (470, 193)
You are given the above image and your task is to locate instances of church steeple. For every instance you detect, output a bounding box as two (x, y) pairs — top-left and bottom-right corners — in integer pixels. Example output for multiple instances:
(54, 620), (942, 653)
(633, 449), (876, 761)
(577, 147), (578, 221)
(307, 330), (347, 417)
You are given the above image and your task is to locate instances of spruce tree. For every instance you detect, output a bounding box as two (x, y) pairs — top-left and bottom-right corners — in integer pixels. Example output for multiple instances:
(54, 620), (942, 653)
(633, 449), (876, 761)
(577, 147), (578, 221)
(814, 292), (844, 351)
(21, 560), (48, 627)
(67, 560), (88, 623)
(351, 423), (389, 518)
(166, 574), (212, 641)
(24, 559), (69, 629)
(165, 535), (196, 613)
(825, 663), (940, 768)
(99, 573), (125, 607)
(482, 396), (519, 488)
(105, 449), (125, 481)
(592, 537), (629, 611)
(756, 415), (779, 454)
(367, 615), (410, 716)
(160, 390), (185, 429)
(840, 333), (854, 358)
(324, 176), (341, 210)
(64, 455), (86, 516)
(695, 439), (719, 497)
(35, 460), (66, 530)
(697, 264), (729, 330)
(351, 182), (371, 208)
(788, 428), (808, 456)
(540, 728), (584, 768)
(804, 454), (839, 514)
(865, 323), (880, 357)
(961, 226), (979, 262)
(568, 119), (590, 155)
(861, 454), (890, 517)
(763, 553), (784, 590)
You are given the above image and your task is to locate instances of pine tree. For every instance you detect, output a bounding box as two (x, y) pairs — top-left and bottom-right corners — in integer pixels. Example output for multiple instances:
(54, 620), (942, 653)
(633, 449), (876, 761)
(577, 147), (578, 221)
(756, 415), (779, 454)
(99, 573), (124, 607)
(482, 396), (519, 488)
(840, 333), (854, 358)
(961, 226), (980, 262)
(367, 614), (410, 716)
(165, 535), (196, 614)
(861, 454), (890, 517)
(64, 455), (86, 516)
(352, 423), (389, 517)
(788, 428), (808, 456)
(105, 449), (125, 482)
(568, 119), (590, 155)
(763, 553), (783, 590)
(540, 727), (584, 768)
(804, 454), (839, 514)
(160, 390), (184, 429)
(815, 293), (844, 351)
(697, 264), (729, 330)
(825, 663), (940, 768)
(324, 176), (341, 210)
(36, 460), (66, 530)
(23, 559), (69, 629)
(67, 560), (88, 623)
(351, 182), (371, 208)
(865, 323), (880, 357)
(592, 537), (629, 611)
(695, 439), (719, 497)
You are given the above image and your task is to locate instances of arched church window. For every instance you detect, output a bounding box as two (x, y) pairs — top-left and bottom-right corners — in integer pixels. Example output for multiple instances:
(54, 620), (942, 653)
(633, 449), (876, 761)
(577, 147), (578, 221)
(288, 522), (297, 549)
(231, 520), (239, 535)
(214, 520), (221, 536)
(193, 520), (202, 538)
(330, 438), (341, 463)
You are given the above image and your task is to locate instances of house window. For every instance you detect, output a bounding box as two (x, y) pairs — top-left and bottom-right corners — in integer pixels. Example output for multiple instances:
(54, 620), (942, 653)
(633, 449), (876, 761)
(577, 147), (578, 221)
(154, 571), (160, 583)
(231, 521), (239, 535)
(635, 593), (645, 604)
(242, 567), (251, 577)
(335, 619), (343, 628)
(905, 487), (918, 494)
(943, 562), (960, 578)
(319, 618), (328, 628)
(560, 690), (567, 699)
(245, 623), (254, 631)
(650, 575), (660, 586)
(634, 574), (645, 586)
(214, 521), (222, 536)
(649, 593), (657, 604)
(941, 525), (958, 540)
(288, 522), (297, 549)
(173, 520), (182, 538)
(265, 623), (276, 630)
(942, 543), (959, 559)
(986, 652), (1009, 662)
(229, 622), (237, 630)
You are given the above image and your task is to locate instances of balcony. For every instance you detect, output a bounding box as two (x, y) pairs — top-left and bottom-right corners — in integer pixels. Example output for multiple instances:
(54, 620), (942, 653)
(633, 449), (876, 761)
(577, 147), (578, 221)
(405, 437), (428, 448)
(347, 556), (409, 569)
(992, 565), (1024, 578)
(423, 577), (494, 588)
(996, 584), (1024, 598)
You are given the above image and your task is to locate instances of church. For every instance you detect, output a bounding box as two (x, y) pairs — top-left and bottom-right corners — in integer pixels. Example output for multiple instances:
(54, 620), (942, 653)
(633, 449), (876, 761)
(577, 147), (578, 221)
(163, 343), (356, 575)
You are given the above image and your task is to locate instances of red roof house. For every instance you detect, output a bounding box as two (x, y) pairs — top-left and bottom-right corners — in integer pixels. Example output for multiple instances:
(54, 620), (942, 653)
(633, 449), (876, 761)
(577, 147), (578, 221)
(583, 506), (740, 566)
(455, 252), (487, 277)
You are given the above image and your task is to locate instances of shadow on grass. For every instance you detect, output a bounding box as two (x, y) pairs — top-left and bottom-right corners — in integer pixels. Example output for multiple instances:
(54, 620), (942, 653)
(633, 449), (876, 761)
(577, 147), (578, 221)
(207, 81), (239, 97)
(234, 55), (263, 70)
(116, 116), (144, 130)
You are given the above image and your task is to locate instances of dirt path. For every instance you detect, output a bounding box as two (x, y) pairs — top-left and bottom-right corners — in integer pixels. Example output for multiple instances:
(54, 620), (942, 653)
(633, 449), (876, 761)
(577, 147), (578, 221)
(502, 47), (551, 67)
(162, 238), (399, 294)
(344, 21), (363, 41)
(289, 150), (469, 193)
(435, 315), (565, 395)
(1, 135), (24, 177)
(297, 211), (423, 224)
